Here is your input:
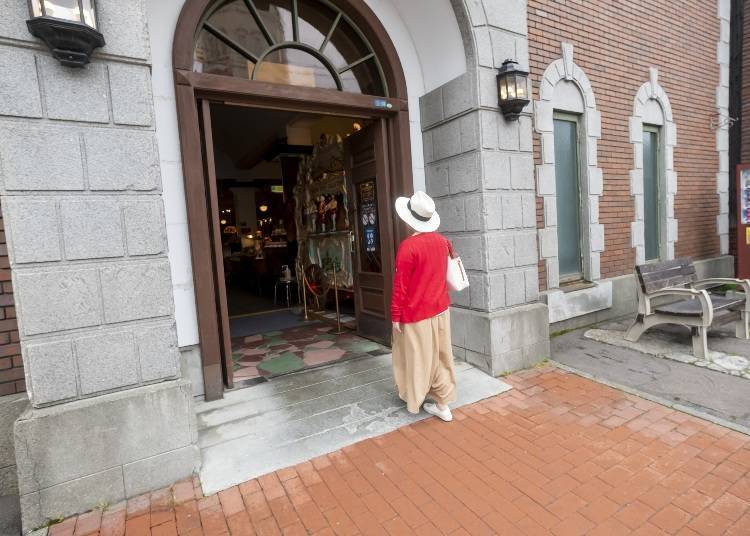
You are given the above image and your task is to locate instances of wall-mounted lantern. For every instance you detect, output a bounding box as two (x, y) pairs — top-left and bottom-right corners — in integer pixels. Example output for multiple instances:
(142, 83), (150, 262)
(497, 59), (530, 121)
(27, 0), (105, 67)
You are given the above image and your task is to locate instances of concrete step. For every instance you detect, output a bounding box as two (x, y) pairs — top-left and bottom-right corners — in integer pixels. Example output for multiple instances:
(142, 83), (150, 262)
(196, 356), (511, 495)
(196, 358), (394, 432)
(195, 353), (393, 415)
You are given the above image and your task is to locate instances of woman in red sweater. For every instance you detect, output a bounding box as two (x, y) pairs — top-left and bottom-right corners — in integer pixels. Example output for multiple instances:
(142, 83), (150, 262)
(391, 191), (456, 421)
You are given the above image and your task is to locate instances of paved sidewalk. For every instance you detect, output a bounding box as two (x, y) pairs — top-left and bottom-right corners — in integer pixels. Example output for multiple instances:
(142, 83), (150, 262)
(49, 367), (749, 536)
(552, 325), (750, 431)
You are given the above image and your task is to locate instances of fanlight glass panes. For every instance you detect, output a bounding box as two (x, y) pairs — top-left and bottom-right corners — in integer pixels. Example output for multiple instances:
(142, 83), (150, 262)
(255, 47), (338, 90)
(193, 0), (387, 96)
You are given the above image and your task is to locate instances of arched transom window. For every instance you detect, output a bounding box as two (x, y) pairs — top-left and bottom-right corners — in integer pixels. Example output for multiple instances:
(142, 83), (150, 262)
(193, 0), (388, 96)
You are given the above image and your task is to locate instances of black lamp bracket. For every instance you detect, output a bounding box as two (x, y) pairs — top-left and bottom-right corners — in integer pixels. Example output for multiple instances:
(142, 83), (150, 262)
(27, 16), (105, 67)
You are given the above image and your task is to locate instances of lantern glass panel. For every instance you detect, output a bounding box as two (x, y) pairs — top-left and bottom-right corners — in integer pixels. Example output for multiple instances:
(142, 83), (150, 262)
(499, 76), (508, 101)
(30, 0), (42, 17)
(516, 74), (527, 99)
(31, 0), (97, 27)
(80, 0), (96, 27)
(43, 0), (82, 22)
(507, 75), (517, 99)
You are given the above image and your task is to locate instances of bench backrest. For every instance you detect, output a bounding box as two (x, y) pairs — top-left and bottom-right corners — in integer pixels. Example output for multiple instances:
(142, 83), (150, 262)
(635, 258), (696, 294)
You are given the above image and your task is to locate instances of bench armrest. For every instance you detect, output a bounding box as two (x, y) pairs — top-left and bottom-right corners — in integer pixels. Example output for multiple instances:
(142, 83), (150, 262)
(643, 287), (713, 323)
(693, 278), (750, 310)
(692, 277), (750, 293)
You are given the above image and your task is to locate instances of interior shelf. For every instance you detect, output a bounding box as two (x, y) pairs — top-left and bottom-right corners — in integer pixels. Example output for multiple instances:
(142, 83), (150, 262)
(306, 230), (352, 238)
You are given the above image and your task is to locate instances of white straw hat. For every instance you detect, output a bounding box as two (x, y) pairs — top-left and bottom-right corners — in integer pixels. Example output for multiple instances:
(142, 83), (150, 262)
(395, 191), (440, 233)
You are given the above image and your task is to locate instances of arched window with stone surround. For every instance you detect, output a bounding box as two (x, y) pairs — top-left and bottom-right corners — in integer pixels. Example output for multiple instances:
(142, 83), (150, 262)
(192, 0), (388, 96)
(534, 42), (604, 290)
(629, 68), (678, 264)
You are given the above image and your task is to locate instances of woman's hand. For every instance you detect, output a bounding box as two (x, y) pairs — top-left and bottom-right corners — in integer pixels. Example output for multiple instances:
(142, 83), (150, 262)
(392, 322), (402, 334)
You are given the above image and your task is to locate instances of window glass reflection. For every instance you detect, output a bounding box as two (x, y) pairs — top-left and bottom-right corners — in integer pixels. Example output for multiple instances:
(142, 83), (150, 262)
(192, 0), (385, 96)
(256, 48), (338, 90)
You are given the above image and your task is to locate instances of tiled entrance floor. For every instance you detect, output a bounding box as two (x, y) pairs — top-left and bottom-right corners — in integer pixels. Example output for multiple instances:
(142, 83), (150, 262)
(50, 367), (750, 536)
(231, 323), (389, 382)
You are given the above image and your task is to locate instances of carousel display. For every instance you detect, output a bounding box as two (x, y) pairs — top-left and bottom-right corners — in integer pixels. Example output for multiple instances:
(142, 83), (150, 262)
(294, 134), (354, 297)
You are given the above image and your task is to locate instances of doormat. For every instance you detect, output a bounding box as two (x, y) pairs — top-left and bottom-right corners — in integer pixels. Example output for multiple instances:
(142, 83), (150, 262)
(231, 322), (390, 383)
(229, 309), (308, 338)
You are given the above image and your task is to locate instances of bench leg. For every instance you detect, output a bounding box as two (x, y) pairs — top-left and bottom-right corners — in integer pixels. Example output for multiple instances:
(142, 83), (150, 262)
(624, 318), (646, 342)
(736, 311), (749, 339)
(691, 327), (708, 359)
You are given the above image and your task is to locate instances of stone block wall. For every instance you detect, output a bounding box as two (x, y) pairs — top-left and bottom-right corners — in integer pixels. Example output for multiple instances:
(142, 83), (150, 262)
(15, 380), (198, 529)
(0, 3), (179, 409)
(0, 1), (199, 529)
(424, 0), (549, 376)
(527, 0), (724, 288)
(0, 205), (23, 397)
(0, 393), (27, 534)
(426, 2), (537, 313)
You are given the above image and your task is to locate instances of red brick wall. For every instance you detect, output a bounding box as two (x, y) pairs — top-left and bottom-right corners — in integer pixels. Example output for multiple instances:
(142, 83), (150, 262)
(741, 0), (750, 164)
(528, 0), (721, 290)
(0, 205), (24, 396)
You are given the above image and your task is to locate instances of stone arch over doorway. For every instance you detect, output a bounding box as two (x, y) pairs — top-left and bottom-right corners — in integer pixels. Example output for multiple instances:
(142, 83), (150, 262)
(171, 0), (416, 400)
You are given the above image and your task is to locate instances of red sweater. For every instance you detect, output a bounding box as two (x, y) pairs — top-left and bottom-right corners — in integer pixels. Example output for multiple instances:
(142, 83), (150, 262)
(391, 232), (451, 324)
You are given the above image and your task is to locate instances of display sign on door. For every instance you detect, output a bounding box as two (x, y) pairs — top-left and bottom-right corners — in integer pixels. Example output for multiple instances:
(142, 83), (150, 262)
(357, 180), (382, 272)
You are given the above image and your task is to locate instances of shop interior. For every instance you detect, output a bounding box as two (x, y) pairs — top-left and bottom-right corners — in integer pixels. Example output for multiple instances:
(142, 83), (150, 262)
(209, 103), (388, 385)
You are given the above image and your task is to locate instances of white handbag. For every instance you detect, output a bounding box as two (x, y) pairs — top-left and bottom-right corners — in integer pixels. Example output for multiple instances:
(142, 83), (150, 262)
(446, 242), (469, 292)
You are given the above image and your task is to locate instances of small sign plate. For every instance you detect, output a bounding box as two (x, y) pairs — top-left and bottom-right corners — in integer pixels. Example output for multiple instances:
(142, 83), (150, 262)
(373, 99), (393, 109)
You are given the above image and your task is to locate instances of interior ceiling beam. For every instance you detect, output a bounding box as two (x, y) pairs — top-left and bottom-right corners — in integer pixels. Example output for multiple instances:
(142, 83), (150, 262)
(218, 178), (283, 188)
(236, 137), (278, 170)
(263, 143), (312, 161)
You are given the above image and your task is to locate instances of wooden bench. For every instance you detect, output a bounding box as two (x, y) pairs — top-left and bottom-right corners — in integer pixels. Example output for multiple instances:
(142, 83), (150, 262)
(625, 258), (750, 357)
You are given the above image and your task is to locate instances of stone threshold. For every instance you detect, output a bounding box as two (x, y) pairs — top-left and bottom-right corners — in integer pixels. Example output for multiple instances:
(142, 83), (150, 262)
(196, 354), (512, 495)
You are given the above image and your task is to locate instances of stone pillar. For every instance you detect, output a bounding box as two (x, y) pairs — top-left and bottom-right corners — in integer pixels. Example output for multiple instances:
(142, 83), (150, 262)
(420, 0), (549, 375)
(0, 394), (27, 535)
(0, 1), (199, 530)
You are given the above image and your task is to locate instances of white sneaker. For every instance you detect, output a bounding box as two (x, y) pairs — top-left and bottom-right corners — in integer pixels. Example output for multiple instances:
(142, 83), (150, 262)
(423, 402), (453, 422)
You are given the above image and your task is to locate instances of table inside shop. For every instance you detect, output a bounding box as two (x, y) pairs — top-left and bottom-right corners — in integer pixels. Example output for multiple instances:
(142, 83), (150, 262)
(226, 245), (292, 298)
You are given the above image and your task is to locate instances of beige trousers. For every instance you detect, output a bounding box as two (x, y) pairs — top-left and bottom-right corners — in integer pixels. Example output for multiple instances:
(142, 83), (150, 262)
(392, 310), (457, 414)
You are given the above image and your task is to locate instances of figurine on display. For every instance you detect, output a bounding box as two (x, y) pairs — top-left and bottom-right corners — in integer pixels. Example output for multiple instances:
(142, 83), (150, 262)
(317, 195), (327, 232)
(325, 195), (338, 231)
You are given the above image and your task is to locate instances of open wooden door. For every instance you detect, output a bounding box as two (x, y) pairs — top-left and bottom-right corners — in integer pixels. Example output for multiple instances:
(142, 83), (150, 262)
(344, 119), (394, 344)
(198, 99), (234, 390)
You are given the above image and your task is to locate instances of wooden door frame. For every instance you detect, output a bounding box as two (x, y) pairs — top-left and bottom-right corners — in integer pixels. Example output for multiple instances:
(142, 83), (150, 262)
(198, 100), (234, 390)
(173, 0), (414, 401)
(344, 119), (395, 344)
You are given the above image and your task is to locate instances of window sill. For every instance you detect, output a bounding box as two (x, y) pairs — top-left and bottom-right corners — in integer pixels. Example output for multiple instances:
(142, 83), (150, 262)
(542, 281), (613, 323)
(559, 279), (595, 293)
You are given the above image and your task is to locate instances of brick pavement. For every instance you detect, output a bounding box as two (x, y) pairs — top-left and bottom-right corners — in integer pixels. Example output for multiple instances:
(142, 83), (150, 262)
(49, 367), (750, 535)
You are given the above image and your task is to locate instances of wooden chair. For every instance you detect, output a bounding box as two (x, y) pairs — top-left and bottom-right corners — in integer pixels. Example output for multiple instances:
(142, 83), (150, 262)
(625, 258), (750, 357)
